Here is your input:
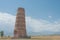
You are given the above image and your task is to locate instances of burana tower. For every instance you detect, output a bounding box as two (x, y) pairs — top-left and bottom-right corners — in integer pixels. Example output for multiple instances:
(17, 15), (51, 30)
(14, 7), (27, 38)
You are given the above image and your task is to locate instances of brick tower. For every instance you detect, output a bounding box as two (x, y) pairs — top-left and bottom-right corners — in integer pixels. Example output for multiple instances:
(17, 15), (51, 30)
(14, 7), (27, 38)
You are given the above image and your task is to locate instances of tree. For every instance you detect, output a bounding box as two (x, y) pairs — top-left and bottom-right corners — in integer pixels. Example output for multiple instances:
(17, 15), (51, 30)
(1, 31), (4, 37)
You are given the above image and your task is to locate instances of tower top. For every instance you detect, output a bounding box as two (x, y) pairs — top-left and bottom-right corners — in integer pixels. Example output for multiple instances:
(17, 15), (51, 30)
(17, 7), (25, 13)
(18, 7), (24, 11)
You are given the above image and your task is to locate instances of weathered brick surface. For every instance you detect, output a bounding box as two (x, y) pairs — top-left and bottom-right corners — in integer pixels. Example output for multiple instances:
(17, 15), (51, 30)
(14, 8), (27, 38)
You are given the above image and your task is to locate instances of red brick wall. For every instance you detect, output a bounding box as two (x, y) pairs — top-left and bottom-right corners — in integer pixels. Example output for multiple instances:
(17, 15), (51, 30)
(14, 8), (27, 38)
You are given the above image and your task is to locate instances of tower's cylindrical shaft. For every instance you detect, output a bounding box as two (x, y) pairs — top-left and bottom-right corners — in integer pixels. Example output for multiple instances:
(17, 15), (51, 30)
(14, 8), (27, 38)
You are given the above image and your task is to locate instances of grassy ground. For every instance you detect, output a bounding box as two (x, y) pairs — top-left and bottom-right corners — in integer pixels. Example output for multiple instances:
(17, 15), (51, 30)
(0, 36), (60, 40)
(0, 38), (60, 40)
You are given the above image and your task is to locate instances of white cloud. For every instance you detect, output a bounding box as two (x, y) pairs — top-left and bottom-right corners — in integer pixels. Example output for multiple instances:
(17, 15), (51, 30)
(0, 12), (60, 36)
(48, 16), (52, 18)
(26, 17), (60, 33)
(0, 12), (16, 36)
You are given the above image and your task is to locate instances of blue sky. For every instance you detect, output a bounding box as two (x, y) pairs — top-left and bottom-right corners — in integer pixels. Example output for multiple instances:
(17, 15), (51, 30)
(0, 0), (60, 21)
(0, 0), (60, 36)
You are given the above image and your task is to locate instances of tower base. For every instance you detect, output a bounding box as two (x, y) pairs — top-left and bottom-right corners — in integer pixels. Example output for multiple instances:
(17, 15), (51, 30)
(12, 36), (31, 39)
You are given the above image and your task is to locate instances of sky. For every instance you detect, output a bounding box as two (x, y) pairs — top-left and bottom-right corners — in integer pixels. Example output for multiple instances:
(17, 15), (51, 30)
(0, 0), (60, 36)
